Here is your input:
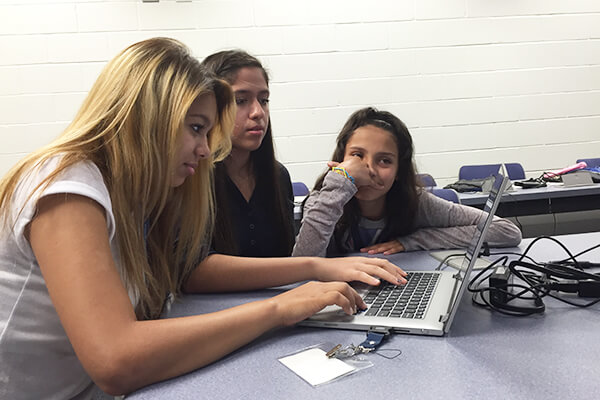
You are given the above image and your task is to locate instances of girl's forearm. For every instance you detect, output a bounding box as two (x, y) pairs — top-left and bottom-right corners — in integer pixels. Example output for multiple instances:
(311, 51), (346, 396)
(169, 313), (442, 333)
(183, 254), (317, 293)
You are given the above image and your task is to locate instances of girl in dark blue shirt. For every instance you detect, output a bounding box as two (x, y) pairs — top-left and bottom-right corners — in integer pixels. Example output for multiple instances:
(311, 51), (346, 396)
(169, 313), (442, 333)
(202, 50), (294, 257)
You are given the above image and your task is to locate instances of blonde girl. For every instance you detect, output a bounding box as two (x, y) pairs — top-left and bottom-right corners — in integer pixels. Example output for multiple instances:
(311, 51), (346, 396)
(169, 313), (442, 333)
(0, 39), (404, 399)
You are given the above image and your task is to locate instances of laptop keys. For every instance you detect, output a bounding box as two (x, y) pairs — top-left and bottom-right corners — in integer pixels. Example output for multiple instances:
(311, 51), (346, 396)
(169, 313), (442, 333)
(363, 272), (440, 319)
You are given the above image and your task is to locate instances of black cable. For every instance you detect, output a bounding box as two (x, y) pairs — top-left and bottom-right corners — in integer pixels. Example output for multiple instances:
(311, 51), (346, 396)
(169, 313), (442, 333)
(518, 236), (600, 275)
(557, 242), (600, 263)
(434, 252), (466, 271)
(469, 236), (600, 314)
(517, 235), (579, 264)
(471, 284), (545, 316)
(540, 286), (600, 308)
(489, 251), (537, 265)
(467, 255), (508, 290)
(513, 215), (523, 232)
(508, 260), (600, 308)
(434, 244), (494, 271)
(468, 256), (545, 316)
(510, 260), (600, 282)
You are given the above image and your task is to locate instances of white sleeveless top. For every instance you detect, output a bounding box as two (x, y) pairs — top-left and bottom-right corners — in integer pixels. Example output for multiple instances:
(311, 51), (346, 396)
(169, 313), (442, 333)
(0, 157), (123, 399)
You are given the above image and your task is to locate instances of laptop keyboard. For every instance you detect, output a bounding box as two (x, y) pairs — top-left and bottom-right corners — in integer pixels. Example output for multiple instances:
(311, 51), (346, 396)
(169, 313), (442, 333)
(363, 272), (440, 319)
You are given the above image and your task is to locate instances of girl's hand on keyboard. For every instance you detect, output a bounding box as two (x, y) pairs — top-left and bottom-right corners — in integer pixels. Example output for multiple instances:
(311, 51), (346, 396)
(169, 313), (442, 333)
(311, 256), (407, 286)
(270, 281), (366, 326)
(360, 239), (405, 255)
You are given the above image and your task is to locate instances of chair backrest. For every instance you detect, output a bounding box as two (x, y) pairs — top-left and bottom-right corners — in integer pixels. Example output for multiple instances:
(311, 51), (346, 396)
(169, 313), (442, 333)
(504, 162), (526, 180)
(458, 164), (501, 180)
(576, 158), (600, 168)
(431, 188), (461, 204)
(292, 181), (309, 196)
(417, 173), (437, 187)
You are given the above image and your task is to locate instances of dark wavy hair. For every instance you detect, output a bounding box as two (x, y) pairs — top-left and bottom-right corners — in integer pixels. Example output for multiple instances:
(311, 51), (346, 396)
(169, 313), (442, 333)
(313, 107), (420, 249)
(201, 50), (294, 256)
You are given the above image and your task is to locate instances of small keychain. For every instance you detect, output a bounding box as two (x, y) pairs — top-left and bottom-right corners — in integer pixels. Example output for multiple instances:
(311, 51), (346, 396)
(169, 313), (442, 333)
(325, 343), (374, 359)
(326, 329), (402, 360)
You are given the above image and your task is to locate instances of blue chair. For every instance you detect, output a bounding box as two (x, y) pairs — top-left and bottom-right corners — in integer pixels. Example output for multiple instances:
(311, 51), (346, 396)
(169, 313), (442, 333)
(431, 188), (461, 204)
(417, 173), (437, 187)
(458, 164), (501, 180)
(292, 182), (309, 196)
(459, 163), (525, 180)
(504, 162), (526, 180)
(577, 158), (600, 168)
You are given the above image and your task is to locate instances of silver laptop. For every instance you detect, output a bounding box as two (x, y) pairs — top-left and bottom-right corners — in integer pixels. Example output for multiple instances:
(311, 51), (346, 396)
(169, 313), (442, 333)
(562, 170), (593, 187)
(300, 173), (510, 336)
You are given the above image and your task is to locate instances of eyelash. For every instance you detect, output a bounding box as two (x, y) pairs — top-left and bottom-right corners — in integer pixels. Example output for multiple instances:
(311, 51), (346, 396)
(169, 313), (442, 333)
(350, 153), (392, 165)
(235, 98), (270, 106)
(191, 124), (205, 134)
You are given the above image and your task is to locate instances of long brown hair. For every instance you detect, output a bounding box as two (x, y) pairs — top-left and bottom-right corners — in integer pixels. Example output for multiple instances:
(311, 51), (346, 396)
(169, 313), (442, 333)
(0, 38), (235, 319)
(201, 50), (294, 256)
(313, 107), (420, 250)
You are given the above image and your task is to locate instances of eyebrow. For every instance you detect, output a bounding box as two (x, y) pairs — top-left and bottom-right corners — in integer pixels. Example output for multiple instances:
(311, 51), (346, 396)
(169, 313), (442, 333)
(348, 146), (397, 158)
(234, 89), (270, 96)
(187, 113), (210, 121)
(186, 113), (214, 127)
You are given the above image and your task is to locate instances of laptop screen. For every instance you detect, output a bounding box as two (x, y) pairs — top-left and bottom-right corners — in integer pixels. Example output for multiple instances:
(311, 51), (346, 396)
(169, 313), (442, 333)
(443, 173), (509, 333)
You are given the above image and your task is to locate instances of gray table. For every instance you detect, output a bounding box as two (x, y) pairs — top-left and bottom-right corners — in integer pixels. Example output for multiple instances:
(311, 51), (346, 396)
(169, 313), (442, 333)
(129, 233), (600, 399)
(459, 183), (600, 217)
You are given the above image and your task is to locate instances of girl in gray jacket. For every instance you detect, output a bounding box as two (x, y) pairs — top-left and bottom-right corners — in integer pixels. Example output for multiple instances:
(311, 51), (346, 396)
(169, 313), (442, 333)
(293, 107), (522, 257)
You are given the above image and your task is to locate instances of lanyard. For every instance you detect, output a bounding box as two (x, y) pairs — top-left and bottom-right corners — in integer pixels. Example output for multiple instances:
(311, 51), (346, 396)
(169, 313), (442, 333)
(326, 328), (391, 359)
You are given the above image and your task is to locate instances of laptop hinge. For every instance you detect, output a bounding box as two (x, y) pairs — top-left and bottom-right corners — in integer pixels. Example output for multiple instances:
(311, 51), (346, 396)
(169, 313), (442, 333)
(452, 272), (462, 281)
(439, 313), (450, 323)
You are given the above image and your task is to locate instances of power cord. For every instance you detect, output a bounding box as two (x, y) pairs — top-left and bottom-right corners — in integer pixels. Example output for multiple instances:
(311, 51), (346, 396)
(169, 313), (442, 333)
(434, 252), (467, 271)
(468, 237), (600, 316)
(468, 256), (545, 316)
(508, 260), (600, 308)
(435, 243), (492, 271)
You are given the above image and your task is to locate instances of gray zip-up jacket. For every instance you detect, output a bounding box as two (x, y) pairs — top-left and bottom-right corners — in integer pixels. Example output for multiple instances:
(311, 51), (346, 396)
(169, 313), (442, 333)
(292, 171), (522, 257)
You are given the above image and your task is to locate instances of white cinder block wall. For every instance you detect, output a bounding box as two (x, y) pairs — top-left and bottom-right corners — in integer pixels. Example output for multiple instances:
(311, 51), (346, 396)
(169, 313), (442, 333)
(1, 0), (600, 187)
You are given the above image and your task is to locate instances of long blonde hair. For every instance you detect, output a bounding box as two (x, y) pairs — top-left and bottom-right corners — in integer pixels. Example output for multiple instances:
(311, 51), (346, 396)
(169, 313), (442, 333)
(0, 37), (234, 319)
